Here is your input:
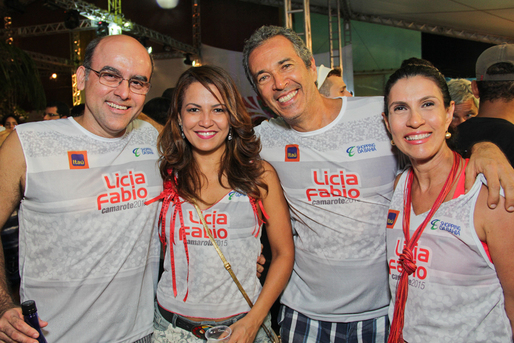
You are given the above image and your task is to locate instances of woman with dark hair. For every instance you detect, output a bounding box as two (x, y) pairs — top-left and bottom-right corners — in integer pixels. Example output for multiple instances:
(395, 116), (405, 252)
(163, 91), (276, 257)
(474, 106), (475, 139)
(383, 64), (514, 342)
(151, 65), (294, 343)
(0, 115), (19, 146)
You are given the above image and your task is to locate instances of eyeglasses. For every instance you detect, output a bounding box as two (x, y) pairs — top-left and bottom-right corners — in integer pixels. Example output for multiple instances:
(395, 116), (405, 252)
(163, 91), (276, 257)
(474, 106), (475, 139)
(85, 67), (151, 95)
(43, 113), (60, 118)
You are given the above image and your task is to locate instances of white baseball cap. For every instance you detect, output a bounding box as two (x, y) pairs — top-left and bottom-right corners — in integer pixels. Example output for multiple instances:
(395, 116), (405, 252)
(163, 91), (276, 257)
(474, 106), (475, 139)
(316, 65), (332, 89)
(476, 43), (514, 81)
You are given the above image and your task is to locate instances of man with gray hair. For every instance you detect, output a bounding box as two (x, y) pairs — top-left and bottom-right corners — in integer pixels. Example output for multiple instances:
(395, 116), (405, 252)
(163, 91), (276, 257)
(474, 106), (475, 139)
(456, 43), (514, 166)
(243, 25), (514, 343)
(447, 78), (479, 128)
(244, 25), (394, 342)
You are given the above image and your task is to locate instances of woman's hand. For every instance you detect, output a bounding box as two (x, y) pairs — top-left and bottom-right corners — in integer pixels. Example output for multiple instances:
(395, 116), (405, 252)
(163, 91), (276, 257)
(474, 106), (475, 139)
(256, 244), (266, 278)
(228, 315), (261, 343)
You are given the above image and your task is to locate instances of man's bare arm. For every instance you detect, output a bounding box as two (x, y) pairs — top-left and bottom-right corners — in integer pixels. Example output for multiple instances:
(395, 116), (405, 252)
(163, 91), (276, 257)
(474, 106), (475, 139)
(465, 142), (514, 212)
(0, 132), (25, 313)
(0, 132), (45, 342)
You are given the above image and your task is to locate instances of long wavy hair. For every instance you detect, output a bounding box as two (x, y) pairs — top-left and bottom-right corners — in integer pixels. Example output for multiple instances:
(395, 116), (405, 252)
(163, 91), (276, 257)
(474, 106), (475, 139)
(158, 65), (267, 202)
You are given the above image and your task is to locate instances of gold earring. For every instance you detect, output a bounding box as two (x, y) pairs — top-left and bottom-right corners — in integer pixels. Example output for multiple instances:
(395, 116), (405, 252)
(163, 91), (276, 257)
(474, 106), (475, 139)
(391, 140), (395, 146)
(445, 131), (451, 139)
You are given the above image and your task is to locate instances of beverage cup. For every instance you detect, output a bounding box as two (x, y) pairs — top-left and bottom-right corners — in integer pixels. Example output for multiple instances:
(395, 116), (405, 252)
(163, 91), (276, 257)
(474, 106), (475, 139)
(205, 325), (232, 342)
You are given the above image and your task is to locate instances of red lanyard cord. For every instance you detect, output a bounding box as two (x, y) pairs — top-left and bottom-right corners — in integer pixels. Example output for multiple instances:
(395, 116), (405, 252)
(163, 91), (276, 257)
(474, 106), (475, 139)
(388, 151), (462, 343)
(148, 171), (263, 302)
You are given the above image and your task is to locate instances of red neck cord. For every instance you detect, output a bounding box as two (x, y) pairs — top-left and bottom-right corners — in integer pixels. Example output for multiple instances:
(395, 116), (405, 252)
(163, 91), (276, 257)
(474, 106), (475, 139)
(388, 151), (462, 343)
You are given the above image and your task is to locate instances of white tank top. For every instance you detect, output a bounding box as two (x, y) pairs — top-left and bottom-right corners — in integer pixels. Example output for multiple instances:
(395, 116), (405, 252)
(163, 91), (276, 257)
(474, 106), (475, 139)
(16, 118), (162, 343)
(387, 171), (512, 342)
(255, 96), (398, 322)
(156, 190), (262, 319)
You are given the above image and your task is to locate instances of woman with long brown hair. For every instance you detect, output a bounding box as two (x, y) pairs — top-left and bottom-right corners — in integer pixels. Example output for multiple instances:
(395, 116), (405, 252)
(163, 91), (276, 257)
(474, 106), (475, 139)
(151, 65), (294, 343)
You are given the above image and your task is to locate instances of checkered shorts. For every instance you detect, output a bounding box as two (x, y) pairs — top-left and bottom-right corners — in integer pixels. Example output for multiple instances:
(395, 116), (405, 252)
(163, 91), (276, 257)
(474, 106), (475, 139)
(133, 334), (152, 343)
(278, 306), (389, 343)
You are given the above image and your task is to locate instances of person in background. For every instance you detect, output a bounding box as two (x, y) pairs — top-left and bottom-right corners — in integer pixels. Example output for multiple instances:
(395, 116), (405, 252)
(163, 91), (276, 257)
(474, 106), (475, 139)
(456, 43), (514, 166)
(317, 65), (352, 98)
(0, 115), (19, 146)
(447, 78), (479, 128)
(142, 97), (171, 126)
(161, 87), (175, 101)
(383, 62), (513, 343)
(43, 101), (70, 120)
(69, 103), (85, 117)
(151, 65), (294, 343)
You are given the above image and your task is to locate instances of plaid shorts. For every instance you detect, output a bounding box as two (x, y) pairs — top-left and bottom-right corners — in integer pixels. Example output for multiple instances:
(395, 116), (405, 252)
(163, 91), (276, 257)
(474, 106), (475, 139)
(278, 305), (389, 343)
(133, 334), (152, 343)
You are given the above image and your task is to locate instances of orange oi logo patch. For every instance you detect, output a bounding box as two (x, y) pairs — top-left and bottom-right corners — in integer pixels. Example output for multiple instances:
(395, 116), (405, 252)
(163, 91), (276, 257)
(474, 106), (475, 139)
(285, 144), (300, 162)
(386, 210), (400, 229)
(68, 151), (89, 169)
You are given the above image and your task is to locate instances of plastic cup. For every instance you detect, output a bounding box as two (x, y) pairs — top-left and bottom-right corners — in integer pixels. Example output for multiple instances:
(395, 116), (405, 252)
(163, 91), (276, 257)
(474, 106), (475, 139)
(205, 325), (232, 342)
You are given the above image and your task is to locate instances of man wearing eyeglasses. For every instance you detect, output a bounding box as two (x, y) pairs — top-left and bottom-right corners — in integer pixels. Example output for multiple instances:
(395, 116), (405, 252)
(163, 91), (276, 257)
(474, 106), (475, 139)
(43, 101), (70, 120)
(0, 35), (161, 343)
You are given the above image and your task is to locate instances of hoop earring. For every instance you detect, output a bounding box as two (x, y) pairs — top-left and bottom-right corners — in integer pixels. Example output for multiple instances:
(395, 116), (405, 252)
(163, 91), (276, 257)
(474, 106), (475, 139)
(228, 127), (233, 141)
(445, 131), (451, 139)
(391, 140), (395, 146)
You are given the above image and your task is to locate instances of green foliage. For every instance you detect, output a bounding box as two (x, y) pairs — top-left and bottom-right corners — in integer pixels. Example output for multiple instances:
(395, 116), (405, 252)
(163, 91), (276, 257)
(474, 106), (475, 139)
(0, 41), (46, 114)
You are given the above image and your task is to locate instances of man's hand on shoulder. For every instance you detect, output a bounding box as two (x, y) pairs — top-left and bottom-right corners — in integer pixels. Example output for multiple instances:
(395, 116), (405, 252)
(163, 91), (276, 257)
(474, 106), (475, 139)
(466, 142), (514, 212)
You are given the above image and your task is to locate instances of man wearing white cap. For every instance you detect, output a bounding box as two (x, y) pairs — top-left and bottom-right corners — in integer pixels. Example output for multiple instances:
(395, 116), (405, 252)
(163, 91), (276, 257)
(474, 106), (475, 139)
(456, 43), (514, 166)
(317, 64), (352, 98)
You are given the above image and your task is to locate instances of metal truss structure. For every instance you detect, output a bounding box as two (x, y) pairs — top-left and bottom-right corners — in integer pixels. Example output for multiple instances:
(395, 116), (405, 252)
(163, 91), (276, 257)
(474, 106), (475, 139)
(107, 0), (123, 26)
(237, 0), (514, 45)
(49, 0), (198, 55)
(284, 0), (312, 51)
(349, 12), (514, 45)
(327, 0), (343, 69)
(152, 51), (187, 60)
(3, 0), (199, 109)
(4, 16), (13, 44)
(7, 1), (510, 49)
(192, 0), (201, 52)
(238, 0), (328, 16)
(71, 31), (82, 105)
(1, 0), (198, 55)
(0, 20), (94, 39)
(25, 50), (74, 75)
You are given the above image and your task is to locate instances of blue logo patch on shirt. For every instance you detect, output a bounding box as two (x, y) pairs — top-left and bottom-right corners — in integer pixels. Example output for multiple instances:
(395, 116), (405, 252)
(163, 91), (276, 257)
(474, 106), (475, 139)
(68, 151), (89, 169)
(285, 144), (300, 162)
(387, 210), (400, 228)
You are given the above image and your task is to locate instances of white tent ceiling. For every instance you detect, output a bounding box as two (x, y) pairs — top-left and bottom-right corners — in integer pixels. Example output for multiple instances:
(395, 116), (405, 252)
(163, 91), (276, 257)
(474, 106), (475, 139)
(347, 0), (514, 43)
(243, 0), (514, 44)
